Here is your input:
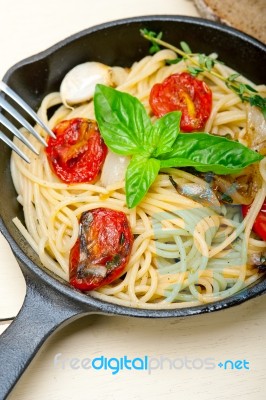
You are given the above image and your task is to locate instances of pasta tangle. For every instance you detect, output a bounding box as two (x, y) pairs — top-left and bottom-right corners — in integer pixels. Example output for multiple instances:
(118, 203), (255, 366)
(11, 50), (266, 309)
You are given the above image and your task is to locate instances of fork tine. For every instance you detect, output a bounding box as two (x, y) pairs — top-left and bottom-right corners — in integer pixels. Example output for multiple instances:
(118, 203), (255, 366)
(0, 113), (39, 154)
(0, 81), (56, 139)
(0, 96), (47, 147)
(0, 131), (30, 163)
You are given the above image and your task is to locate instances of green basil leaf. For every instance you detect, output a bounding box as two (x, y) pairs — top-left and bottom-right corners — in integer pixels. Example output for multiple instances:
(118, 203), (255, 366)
(159, 133), (263, 174)
(148, 111), (181, 157)
(126, 156), (161, 208)
(94, 84), (151, 155)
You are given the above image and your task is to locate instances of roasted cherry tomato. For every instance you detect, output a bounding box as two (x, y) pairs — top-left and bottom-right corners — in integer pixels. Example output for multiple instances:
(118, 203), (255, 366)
(242, 199), (266, 241)
(70, 208), (133, 290)
(46, 118), (107, 183)
(149, 72), (212, 132)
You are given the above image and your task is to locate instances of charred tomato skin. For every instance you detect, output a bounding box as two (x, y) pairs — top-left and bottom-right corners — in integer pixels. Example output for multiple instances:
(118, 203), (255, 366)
(46, 118), (107, 183)
(149, 72), (212, 132)
(242, 199), (266, 241)
(70, 208), (133, 290)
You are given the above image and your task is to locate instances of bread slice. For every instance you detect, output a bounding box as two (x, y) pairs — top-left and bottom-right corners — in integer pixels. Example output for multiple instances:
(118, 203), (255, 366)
(194, 0), (266, 44)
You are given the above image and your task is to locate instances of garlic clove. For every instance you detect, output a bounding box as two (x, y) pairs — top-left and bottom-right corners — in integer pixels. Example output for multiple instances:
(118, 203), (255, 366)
(101, 150), (130, 187)
(60, 61), (113, 107)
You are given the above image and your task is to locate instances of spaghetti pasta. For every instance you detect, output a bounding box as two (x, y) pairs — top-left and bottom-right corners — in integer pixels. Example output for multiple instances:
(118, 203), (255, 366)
(10, 48), (266, 309)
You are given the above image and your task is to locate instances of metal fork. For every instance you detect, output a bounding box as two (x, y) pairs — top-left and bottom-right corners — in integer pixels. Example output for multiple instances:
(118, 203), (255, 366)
(0, 81), (55, 163)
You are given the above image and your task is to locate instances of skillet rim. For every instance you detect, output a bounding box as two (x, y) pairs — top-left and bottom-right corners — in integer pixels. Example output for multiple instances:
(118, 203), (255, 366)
(1, 14), (266, 318)
(3, 14), (266, 79)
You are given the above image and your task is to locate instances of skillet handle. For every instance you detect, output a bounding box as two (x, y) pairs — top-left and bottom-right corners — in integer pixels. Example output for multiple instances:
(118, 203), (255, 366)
(0, 274), (89, 400)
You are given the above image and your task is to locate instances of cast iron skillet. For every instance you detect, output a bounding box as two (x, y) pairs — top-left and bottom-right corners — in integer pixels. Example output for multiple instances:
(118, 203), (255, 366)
(0, 15), (265, 398)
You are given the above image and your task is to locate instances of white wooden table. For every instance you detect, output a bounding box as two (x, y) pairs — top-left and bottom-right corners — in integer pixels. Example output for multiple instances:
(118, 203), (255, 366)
(0, 1), (265, 399)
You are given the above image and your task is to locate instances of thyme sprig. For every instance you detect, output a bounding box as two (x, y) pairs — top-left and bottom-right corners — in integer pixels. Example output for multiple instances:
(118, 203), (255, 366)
(140, 29), (266, 118)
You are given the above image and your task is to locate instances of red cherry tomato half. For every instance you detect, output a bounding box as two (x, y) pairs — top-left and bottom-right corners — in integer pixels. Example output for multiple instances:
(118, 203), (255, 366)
(242, 199), (266, 241)
(46, 118), (107, 183)
(149, 72), (212, 132)
(70, 208), (133, 291)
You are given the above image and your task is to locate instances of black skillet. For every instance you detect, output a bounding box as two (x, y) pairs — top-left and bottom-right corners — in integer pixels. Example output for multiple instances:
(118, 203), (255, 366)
(0, 15), (266, 399)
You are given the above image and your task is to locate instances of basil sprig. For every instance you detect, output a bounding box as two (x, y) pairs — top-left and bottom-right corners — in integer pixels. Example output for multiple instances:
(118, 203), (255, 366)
(94, 84), (263, 208)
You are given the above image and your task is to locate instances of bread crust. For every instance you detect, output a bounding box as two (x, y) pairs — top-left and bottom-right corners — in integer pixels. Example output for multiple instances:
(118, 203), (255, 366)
(194, 0), (266, 43)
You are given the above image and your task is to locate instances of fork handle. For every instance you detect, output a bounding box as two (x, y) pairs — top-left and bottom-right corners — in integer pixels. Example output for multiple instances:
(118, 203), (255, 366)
(0, 273), (91, 399)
